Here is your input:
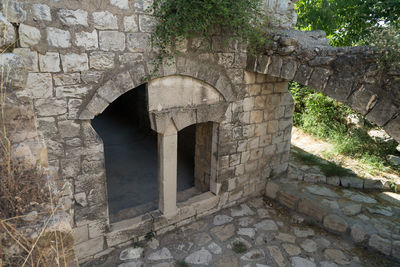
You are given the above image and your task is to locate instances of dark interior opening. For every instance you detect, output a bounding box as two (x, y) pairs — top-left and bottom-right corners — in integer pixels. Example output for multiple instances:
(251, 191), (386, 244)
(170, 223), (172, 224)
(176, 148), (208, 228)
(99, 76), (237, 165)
(92, 84), (158, 223)
(177, 125), (196, 192)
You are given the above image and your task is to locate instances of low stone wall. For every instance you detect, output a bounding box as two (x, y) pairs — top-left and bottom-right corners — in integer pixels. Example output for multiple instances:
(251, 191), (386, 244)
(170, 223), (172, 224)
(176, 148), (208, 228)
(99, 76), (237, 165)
(288, 161), (400, 192)
(265, 180), (400, 261)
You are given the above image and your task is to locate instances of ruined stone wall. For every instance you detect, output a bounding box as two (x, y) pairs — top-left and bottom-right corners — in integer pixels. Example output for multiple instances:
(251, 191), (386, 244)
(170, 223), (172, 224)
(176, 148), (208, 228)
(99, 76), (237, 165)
(0, 0), (296, 262)
(247, 30), (400, 143)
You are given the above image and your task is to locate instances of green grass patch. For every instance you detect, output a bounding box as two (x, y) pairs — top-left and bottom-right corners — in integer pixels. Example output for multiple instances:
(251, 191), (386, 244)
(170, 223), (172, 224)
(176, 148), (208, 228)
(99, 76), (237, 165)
(290, 82), (400, 175)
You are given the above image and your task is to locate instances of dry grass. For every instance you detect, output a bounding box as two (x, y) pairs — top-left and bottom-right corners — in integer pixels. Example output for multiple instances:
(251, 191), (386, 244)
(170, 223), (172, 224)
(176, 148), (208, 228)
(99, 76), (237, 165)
(0, 6), (76, 265)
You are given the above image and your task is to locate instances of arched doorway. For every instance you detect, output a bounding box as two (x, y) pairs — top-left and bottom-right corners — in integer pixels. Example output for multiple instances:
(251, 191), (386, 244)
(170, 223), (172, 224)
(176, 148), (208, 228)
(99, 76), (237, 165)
(92, 84), (158, 222)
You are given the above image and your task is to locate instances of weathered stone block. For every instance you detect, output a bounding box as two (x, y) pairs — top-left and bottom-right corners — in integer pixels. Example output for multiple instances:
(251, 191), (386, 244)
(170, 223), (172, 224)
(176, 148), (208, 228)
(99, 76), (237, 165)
(53, 73), (81, 86)
(323, 214), (348, 233)
(89, 51), (115, 70)
(75, 30), (99, 50)
(86, 95), (109, 117)
(61, 53), (89, 72)
(46, 27), (71, 48)
(366, 101), (398, 127)
(12, 48), (38, 72)
(298, 199), (327, 222)
(114, 71), (135, 93)
(350, 224), (366, 243)
(267, 56), (283, 77)
(124, 15), (138, 32)
(26, 73), (53, 98)
(111, 0), (130, 10)
(308, 67), (331, 91)
(250, 110), (263, 123)
(1, 0), (26, 23)
(281, 59), (298, 80)
(97, 80), (120, 103)
(73, 225), (89, 245)
(340, 176), (364, 189)
(384, 116), (400, 144)
(32, 4), (51, 21)
(99, 31), (126, 51)
(0, 13), (16, 49)
(37, 117), (57, 137)
(368, 234), (391, 256)
(278, 191), (299, 209)
(35, 98), (67, 116)
(39, 52), (60, 72)
(61, 157), (81, 177)
(58, 9), (88, 26)
(392, 241), (400, 259)
(126, 33), (151, 52)
(19, 24), (41, 47)
(326, 176), (340, 186)
(75, 236), (104, 259)
(139, 15), (157, 32)
(265, 181), (279, 199)
(293, 64), (313, 86)
(93, 11), (118, 30)
(58, 120), (81, 138)
(133, 0), (152, 12)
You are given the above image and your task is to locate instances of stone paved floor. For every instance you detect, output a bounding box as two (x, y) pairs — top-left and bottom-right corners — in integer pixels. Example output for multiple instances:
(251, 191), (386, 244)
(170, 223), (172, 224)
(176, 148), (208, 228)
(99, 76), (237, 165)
(83, 197), (399, 267)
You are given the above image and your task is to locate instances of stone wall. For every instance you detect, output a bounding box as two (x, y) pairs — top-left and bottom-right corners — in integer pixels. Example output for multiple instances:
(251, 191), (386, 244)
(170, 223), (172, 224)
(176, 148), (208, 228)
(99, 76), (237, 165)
(2, 0), (396, 263)
(0, 2), (77, 264)
(0, 0), (297, 262)
(247, 30), (400, 143)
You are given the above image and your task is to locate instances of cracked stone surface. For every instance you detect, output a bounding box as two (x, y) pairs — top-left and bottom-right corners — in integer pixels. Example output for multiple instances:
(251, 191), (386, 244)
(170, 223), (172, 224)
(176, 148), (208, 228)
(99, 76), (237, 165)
(84, 197), (398, 267)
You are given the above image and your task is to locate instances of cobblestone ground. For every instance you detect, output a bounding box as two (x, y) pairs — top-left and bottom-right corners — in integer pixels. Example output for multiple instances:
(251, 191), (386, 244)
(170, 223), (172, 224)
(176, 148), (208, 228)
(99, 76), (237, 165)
(84, 197), (399, 267)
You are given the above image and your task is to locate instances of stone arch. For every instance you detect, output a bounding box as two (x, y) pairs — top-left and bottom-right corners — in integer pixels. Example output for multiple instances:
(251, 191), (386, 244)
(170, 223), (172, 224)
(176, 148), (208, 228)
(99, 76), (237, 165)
(78, 56), (235, 120)
(246, 31), (400, 143)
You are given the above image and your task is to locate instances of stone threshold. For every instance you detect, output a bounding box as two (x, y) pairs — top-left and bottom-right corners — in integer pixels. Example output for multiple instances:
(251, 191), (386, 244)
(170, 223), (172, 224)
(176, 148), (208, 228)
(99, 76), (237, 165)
(104, 192), (220, 250)
(265, 179), (400, 261)
(288, 162), (400, 192)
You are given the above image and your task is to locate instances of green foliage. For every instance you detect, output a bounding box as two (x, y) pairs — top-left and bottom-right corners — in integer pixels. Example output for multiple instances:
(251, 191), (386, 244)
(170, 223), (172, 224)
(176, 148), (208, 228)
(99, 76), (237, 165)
(296, 0), (400, 46)
(149, 0), (270, 62)
(366, 24), (400, 70)
(289, 82), (400, 173)
(177, 260), (189, 267)
(232, 241), (248, 254)
(145, 231), (155, 241)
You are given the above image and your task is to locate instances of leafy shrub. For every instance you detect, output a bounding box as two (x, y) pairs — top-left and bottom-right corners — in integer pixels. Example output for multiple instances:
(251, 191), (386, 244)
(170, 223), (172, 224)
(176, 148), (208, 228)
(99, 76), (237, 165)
(296, 0), (400, 47)
(149, 0), (271, 66)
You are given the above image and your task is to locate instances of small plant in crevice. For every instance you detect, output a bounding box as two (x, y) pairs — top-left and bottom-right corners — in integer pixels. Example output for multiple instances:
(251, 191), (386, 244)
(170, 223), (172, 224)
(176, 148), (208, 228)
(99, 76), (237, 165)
(145, 230), (155, 241)
(232, 241), (248, 254)
(147, 0), (272, 76)
(133, 240), (146, 248)
(177, 260), (189, 267)
(389, 181), (398, 193)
